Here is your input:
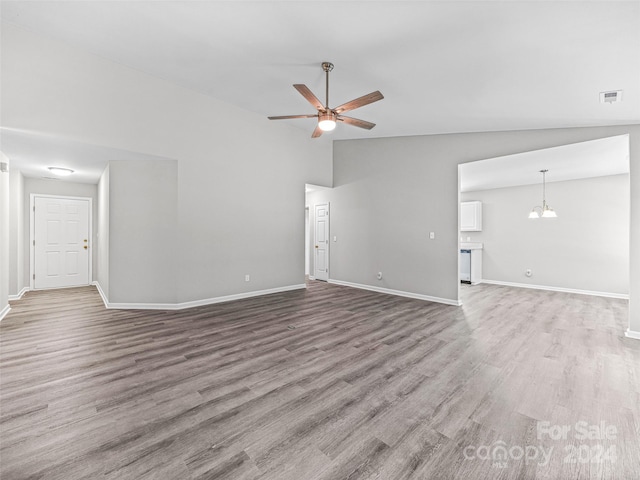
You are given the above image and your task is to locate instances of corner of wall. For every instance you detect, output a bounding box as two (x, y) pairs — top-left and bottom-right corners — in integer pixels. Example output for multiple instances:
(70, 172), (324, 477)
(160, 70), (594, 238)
(97, 164), (110, 299)
(9, 168), (25, 297)
(0, 152), (11, 318)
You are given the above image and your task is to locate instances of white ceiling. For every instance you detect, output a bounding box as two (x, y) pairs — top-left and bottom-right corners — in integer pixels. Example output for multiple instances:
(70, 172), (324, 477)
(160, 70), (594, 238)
(460, 134), (630, 192)
(0, 128), (175, 184)
(1, 1), (638, 182)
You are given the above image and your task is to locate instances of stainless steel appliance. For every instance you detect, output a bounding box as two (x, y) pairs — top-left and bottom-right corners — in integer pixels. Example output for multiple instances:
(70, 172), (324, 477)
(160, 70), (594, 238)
(460, 249), (471, 283)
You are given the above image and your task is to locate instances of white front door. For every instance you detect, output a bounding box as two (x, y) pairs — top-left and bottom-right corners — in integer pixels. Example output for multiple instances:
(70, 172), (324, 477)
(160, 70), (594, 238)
(33, 196), (90, 289)
(314, 203), (329, 281)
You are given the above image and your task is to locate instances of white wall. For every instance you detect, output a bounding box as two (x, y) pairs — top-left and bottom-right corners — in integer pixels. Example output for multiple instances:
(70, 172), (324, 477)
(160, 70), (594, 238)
(0, 152), (10, 320)
(8, 169), (24, 297)
(333, 125), (640, 335)
(1, 23), (333, 306)
(22, 178), (98, 287)
(461, 174), (629, 296)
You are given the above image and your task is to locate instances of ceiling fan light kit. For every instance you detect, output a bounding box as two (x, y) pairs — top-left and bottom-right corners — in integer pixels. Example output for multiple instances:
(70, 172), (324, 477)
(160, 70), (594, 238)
(268, 61), (383, 138)
(318, 112), (336, 131)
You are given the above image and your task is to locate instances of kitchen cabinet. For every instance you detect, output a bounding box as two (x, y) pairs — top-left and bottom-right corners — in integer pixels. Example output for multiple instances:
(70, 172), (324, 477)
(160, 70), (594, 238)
(461, 201), (482, 232)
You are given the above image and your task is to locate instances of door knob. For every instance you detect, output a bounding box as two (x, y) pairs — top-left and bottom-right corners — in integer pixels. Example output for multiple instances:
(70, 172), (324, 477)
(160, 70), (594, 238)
(84, 246), (88, 249)
(315, 245), (318, 248)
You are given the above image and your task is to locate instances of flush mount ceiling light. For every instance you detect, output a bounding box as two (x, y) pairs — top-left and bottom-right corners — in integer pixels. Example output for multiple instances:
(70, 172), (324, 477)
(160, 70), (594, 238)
(528, 169), (557, 219)
(268, 61), (384, 138)
(48, 167), (74, 176)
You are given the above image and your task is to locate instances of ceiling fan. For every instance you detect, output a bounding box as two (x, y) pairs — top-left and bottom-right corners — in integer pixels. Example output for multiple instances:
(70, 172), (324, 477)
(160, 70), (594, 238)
(268, 62), (384, 138)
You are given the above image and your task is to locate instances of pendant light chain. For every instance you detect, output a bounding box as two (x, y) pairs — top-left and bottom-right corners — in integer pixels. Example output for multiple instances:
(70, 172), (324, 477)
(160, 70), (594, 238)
(542, 169), (547, 209)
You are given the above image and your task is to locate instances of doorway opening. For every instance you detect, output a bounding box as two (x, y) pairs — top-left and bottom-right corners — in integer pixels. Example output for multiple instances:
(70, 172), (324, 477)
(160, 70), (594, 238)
(457, 134), (630, 305)
(305, 184), (332, 282)
(305, 206), (310, 277)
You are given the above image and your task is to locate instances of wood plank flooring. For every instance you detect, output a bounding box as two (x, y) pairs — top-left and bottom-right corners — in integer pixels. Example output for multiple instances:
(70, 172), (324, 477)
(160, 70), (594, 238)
(1, 281), (639, 479)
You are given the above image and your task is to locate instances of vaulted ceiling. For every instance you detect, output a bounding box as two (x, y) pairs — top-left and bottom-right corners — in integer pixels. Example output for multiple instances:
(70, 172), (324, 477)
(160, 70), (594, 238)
(2, 1), (638, 140)
(1, 1), (638, 182)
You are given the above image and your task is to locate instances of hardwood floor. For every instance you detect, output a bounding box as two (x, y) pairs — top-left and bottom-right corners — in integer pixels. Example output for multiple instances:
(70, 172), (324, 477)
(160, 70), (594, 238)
(1, 281), (639, 480)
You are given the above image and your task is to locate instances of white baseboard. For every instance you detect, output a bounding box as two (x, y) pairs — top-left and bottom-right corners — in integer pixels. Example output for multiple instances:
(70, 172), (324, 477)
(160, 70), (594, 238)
(481, 279), (629, 300)
(308, 275), (316, 280)
(0, 304), (11, 322)
(92, 282), (307, 310)
(328, 279), (461, 306)
(92, 281), (109, 308)
(8, 287), (29, 301)
(625, 329), (640, 340)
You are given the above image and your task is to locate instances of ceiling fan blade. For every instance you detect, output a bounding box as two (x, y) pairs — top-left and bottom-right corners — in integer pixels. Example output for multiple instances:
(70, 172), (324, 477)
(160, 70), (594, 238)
(311, 125), (323, 138)
(293, 84), (325, 111)
(268, 114), (318, 120)
(334, 91), (384, 114)
(337, 115), (376, 130)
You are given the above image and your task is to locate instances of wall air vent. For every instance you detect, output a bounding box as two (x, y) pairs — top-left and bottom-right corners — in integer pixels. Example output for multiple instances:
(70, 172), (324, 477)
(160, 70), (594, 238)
(600, 90), (623, 104)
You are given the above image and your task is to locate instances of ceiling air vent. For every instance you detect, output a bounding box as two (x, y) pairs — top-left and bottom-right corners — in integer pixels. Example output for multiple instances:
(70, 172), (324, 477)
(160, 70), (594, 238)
(600, 90), (623, 104)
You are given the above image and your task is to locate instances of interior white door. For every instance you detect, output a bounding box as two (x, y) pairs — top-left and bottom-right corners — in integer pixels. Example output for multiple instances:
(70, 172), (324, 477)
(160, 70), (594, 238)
(314, 203), (329, 281)
(34, 196), (90, 289)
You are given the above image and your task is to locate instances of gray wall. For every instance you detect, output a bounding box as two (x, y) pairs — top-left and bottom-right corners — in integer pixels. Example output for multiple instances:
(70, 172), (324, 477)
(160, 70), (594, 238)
(108, 159), (178, 304)
(1, 23), (332, 306)
(8, 169), (24, 296)
(175, 137), (326, 304)
(333, 125), (640, 334)
(332, 135), (459, 300)
(0, 153), (10, 318)
(22, 178), (98, 287)
(461, 174), (629, 295)
(96, 165), (110, 298)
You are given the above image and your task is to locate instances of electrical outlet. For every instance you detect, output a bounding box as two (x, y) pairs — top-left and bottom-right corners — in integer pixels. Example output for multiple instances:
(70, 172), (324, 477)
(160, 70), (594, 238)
(429, 232), (435, 240)
(245, 274), (250, 282)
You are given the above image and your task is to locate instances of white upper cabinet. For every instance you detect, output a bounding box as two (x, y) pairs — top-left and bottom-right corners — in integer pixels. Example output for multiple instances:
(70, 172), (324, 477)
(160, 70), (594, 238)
(461, 201), (482, 232)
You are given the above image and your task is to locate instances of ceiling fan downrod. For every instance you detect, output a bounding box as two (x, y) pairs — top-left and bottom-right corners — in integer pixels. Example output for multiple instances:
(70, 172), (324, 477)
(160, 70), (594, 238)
(322, 62), (334, 109)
